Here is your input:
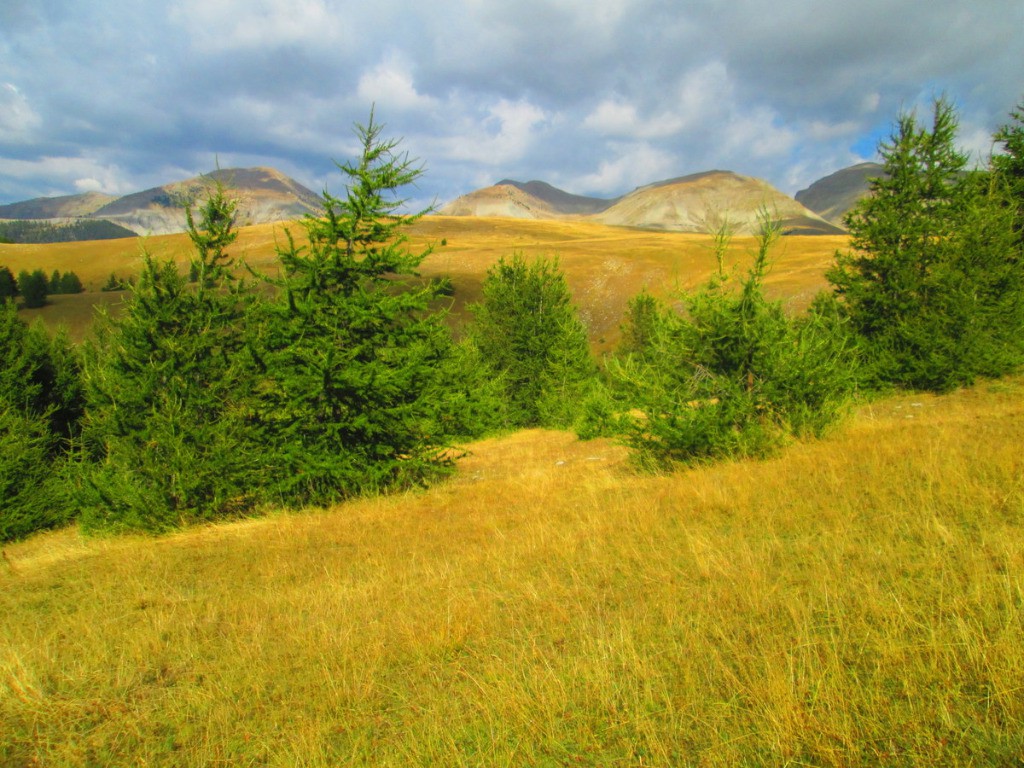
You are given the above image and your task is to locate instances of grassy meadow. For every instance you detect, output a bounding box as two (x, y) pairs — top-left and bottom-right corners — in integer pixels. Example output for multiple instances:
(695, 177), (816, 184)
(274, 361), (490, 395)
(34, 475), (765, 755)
(3, 377), (1024, 766)
(0, 216), (847, 349)
(4, 217), (1023, 765)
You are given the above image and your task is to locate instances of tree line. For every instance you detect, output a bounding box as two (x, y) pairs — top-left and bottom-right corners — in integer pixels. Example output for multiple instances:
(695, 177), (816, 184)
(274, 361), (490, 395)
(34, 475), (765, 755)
(2, 98), (1022, 541)
(0, 267), (85, 308)
(0, 218), (136, 244)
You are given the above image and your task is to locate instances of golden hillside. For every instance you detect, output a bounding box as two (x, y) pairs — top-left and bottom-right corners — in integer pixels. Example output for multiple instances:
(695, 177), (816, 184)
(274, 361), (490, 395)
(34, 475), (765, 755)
(1, 215), (848, 349)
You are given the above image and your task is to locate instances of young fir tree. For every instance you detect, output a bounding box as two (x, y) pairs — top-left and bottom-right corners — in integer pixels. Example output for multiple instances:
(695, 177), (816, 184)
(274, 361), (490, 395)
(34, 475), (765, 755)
(0, 303), (83, 540)
(77, 183), (260, 532)
(992, 99), (1024, 243)
(0, 266), (17, 301)
(609, 217), (856, 468)
(828, 97), (1024, 390)
(247, 112), (458, 505)
(17, 268), (48, 308)
(616, 288), (667, 362)
(468, 253), (597, 428)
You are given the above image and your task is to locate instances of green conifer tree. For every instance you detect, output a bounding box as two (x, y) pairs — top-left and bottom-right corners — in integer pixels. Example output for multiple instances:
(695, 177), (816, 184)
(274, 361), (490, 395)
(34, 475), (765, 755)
(992, 98), (1024, 243)
(0, 266), (17, 301)
(17, 269), (48, 308)
(77, 183), (259, 532)
(0, 303), (83, 540)
(610, 217), (856, 468)
(828, 97), (1024, 390)
(468, 253), (597, 428)
(247, 111), (457, 505)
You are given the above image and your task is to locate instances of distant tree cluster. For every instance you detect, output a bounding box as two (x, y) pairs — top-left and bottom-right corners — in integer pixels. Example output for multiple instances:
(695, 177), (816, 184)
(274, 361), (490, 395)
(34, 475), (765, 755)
(0, 267), (86, 309)
(3, 97), (1023, 542)
(0, 219), (136, 244)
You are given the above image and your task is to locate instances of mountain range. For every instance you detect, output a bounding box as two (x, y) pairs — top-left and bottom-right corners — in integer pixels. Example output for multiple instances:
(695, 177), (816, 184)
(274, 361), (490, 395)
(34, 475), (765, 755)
(440, 165), (883, 235)
(0, 163), (883, 239)
(0, 167), (321, 237)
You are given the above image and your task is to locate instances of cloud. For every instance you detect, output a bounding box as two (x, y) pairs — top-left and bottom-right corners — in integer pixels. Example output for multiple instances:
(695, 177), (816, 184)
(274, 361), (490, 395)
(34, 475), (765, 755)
(0, 83), (42, 143)
(571, 143), (678, 195)
(0, 0), (1021, 205)
(433, 97), (549, 166)
(357, 54), (439, 113)
(169, 0), (350, 52)
(0, 155), (138, 199)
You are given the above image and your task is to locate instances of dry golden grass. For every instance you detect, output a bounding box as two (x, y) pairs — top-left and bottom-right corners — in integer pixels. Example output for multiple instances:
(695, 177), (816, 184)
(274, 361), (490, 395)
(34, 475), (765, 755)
(3, 378), (1023, 766)
(1, 216), (846, 349)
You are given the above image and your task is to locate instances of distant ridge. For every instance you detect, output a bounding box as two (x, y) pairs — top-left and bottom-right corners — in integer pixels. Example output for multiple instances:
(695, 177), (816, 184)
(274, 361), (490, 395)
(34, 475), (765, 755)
(0, 167), (322, 238)
(0, 191), (117, 220)
(91, 167), (321, 235)
(441, 171), (844, 235)
(439, 179), (616, 219)
(595, 171), (843, 235)
(795, 162), (884, 227)
(494, 180), (618, 215)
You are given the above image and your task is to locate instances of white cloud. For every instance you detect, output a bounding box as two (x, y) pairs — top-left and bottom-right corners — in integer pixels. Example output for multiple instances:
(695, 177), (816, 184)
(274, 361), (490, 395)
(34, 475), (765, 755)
(357, 54), (438, 112)
(571, 142), (677, 195)
(436, 98), (548, 166)
(0, 155), (137, 196)
(724, 107), (798, 160)
(583, 98), (685, 139)
(0, 83), (41, 142)
(170, 0), (348, 51)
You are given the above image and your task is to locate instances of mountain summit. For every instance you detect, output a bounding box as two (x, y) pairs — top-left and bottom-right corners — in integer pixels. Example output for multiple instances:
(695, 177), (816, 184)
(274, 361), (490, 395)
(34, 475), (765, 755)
(439, 180), (616, 219)
(0, 167), (321, 236)
(441, 171), (843, 235)
(89, 167), (321, 235)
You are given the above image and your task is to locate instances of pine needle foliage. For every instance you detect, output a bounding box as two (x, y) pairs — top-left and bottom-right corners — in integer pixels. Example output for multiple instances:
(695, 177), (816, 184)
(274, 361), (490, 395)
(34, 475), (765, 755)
(468, 253), (598, 429)
(247, 111), (457, 506)
(992, 98), (1024, 244)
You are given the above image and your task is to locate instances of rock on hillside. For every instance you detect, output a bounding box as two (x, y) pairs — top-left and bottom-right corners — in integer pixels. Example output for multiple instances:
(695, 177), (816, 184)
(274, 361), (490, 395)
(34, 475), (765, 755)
(439, 180), (615, 219)
(0, 191), (117, 219)
(594, 171), (844, 236)
(795, 162), (883, 228)
(90, 167), (321, 235)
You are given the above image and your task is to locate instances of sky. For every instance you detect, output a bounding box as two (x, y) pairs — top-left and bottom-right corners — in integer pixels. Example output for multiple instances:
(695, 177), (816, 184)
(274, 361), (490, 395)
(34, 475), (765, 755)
(1, 0), (1022, 210)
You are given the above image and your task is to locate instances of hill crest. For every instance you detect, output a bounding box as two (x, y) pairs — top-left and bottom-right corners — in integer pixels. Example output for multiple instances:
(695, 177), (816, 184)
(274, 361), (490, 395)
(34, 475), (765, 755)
(442, 170), (845, 235)
(1, 167), (321, 237)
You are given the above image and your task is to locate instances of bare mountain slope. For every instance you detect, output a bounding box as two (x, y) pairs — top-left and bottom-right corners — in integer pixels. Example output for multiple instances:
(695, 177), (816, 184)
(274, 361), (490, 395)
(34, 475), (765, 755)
(795, 162), (884, 227)
(439, 179), (616, 219)
(0, 191), (117, 220)
(91, 167), (321, 235)
(594, 171), (844, 235)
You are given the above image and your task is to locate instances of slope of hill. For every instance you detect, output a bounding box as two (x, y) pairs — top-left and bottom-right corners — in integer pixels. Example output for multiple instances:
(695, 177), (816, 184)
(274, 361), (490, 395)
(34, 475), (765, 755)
(795, 162), (884, 227)
(0, 191), (117, 219)
(5, 216), (848, 346)
(439, 179), (617, 219)
(439, 183), (563, 219)
(495, 180), (618, 214)
(0, 218), (137, 244)
(594, 170), (845, 235)
(3, 378), (1022, 765)
(91, 167), (321, 235)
